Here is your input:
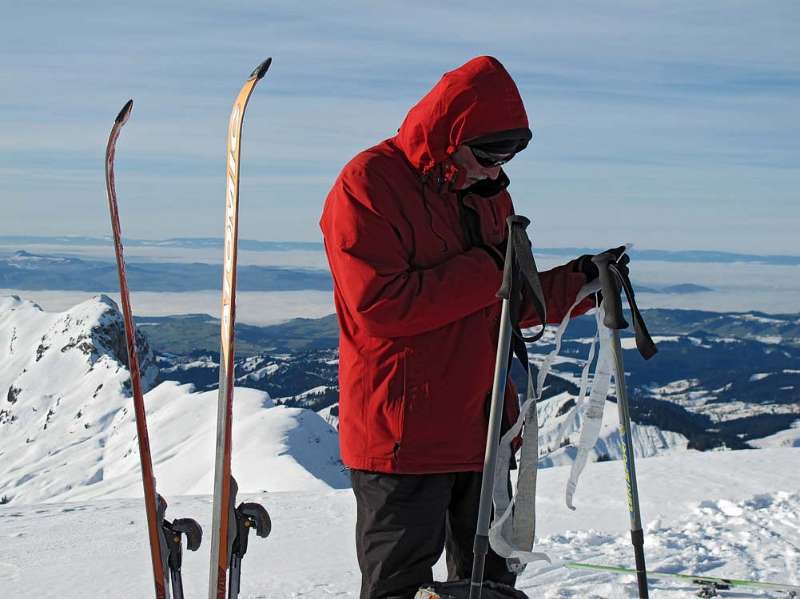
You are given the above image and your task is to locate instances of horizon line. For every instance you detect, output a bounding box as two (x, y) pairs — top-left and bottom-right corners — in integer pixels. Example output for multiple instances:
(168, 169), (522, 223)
(1, 234), (799, 264)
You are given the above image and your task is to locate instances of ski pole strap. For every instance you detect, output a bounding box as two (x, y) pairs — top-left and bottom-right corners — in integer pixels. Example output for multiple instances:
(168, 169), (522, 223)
(592, 252), (657, 360)
(489, 366), (550, 570)
(612, 263), (657, 360)
(488, 281), (602, 570)
(498, 215), (547, 343)
(488, 250), (632, 565)
(565, 301), (614, 510)
(489, 246), (662, 568)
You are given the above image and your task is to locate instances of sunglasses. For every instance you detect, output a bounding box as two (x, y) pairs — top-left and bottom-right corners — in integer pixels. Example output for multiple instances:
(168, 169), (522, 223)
(470, 146), (515, 167)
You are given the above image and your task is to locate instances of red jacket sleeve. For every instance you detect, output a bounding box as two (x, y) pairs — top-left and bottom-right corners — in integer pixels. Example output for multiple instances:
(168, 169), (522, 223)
(519, 261), (594, 328)
(321, 169), (503, 339)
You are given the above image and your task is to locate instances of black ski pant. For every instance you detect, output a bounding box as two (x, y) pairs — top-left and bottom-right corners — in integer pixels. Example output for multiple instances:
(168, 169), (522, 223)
(351, 470), (515, 599)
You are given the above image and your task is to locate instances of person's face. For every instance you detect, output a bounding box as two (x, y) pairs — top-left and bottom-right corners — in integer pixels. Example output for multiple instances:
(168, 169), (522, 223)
(449, 145), (505, 190)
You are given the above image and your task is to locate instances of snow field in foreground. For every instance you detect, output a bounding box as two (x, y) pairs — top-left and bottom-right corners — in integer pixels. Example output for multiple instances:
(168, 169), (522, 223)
(1, 448), (798, 598)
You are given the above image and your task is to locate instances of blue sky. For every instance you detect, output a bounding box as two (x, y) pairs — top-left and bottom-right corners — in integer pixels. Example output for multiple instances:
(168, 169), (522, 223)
(2, 1), (798, 253)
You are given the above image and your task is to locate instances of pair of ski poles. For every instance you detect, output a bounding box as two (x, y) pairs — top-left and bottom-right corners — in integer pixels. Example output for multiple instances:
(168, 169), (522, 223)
(469, 216), (655, 599)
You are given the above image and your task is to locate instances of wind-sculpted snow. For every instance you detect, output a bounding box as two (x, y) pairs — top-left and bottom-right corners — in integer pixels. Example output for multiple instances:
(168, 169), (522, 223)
(527, 491), (800, 597)
(0, 295), (346, 506)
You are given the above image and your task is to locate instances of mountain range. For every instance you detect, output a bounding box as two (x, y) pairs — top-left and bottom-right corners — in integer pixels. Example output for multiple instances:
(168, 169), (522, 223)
(0, 295), (346, 506)
(2, 235), (799, 266)
(146, 306), (800, 460)
(1, 293), (798, 508)
(1, 250), (715, 294)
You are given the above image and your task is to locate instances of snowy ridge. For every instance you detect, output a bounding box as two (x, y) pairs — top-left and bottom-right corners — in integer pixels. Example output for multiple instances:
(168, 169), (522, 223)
(750, 420), (800, 448)
(0, 294), (159, 503)
(537, 392), (690, 468)
(0, 295), (347, 505)
(318, 402), (340, 430)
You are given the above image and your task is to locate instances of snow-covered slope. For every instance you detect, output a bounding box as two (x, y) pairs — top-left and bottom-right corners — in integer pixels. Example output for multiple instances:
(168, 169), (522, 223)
(0, 295), (347, 506)
(1, 448), (797, 598)
(750, 420), (800, 449)
(537, 392), (690, 468)
(0, 294), (158, 504)
(62, 381), (347, 501)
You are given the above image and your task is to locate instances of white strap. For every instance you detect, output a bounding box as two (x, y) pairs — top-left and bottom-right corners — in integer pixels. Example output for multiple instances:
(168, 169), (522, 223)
(546, 294), (600, 453)
(488, 245), (632, 569)
(488, 367), (549, 569)
(488, 281), (598, 569)
(566, 303), (614, 510)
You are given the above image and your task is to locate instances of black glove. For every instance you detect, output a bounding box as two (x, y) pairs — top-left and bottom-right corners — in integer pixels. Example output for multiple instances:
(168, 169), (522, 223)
(573, 246), (629, 282)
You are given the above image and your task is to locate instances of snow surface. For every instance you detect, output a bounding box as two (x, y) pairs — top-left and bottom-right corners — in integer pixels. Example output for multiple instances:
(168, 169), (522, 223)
(620, 335), (679, 350)
(1, 449), (797, 598)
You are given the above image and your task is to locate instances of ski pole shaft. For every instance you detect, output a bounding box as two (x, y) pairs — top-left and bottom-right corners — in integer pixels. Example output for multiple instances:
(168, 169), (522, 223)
(470, 297), (513, 599)
(228, 556), (241, 599)
(593, 252), (649, 598)
(470, 219), (525, 599)
(170, 570), (184, 599)
(609, 329), (649, 598)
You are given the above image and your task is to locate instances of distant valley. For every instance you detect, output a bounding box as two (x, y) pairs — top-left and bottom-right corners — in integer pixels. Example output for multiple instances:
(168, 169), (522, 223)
(146, 307), (800, 455)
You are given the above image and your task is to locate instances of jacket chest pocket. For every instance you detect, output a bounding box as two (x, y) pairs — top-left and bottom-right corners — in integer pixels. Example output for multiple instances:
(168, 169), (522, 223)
(403, 195), (464, 267)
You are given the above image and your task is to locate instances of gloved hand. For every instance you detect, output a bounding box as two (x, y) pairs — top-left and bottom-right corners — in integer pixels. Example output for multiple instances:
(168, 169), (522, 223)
(573, 246), (629, 282)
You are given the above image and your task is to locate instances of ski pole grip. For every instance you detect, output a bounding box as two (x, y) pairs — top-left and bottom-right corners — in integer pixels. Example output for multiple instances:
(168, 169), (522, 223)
(593, 252), (628, 330)
(498, 215), (530, 300)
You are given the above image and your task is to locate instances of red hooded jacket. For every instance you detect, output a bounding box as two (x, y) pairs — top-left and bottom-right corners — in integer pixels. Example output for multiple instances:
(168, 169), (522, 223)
(320, 57), (591, 474)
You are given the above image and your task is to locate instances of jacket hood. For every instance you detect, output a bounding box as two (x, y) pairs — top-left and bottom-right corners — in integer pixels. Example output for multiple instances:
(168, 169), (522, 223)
(395, 56), (530, 175)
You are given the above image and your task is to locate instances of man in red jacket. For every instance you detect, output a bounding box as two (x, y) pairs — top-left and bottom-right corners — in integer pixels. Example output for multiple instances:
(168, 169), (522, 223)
(320, 57), (597, 599)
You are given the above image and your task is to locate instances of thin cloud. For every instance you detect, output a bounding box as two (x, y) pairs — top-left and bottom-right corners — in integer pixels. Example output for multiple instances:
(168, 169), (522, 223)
(0, 1), (797, 254)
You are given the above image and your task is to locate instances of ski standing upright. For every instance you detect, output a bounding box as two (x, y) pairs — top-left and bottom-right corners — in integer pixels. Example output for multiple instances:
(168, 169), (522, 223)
(208, 58), (273, 599)
(105, 100), (202, 599)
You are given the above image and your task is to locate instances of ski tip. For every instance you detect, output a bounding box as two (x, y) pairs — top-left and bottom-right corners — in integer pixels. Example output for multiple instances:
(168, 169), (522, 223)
(251, 58), (272, 80)
(115, 99), (133, 124)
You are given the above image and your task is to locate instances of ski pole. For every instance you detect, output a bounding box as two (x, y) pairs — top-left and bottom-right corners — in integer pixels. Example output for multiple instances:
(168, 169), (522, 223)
(592, 253), (650, 599)
(469, 216), (533, 599)
(225, 476), (271, 599)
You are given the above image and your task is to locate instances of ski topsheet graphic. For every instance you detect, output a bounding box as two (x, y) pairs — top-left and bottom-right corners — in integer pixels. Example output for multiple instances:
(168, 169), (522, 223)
(105, 100), (202, 599)
(208, 58), (273, 599)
